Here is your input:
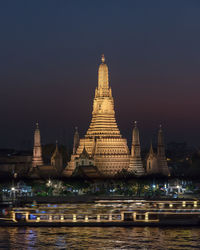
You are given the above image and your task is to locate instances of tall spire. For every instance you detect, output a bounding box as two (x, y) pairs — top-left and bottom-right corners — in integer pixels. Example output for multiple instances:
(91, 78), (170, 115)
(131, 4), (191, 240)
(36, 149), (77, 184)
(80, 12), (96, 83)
(52, 140), (59, 156)
(51, 141), (63, 174)
(146, 142), (159, 174)
(101, 54), (105, 63)
(64, 55), (130, 178)
(86, 55), (121, 137)
(32, 122), (43, 167)
(149, 142), (154, 155)
(73, 127), (80, 154)
(131, 121), (140, 151)
(157, 124), (165, 157)
(97, 54), (109, 95)
(129, 121), (144, 175)
(55, 140), (59, 153)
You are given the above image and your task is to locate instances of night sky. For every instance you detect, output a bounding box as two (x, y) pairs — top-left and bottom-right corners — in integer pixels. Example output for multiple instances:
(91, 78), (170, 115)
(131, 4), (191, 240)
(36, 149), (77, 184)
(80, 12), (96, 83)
(0, 0), (200, 150)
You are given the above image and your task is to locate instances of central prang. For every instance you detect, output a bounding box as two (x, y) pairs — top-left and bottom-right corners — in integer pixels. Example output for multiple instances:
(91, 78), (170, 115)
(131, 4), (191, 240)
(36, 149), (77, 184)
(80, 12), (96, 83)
(64, 55), (143, 177)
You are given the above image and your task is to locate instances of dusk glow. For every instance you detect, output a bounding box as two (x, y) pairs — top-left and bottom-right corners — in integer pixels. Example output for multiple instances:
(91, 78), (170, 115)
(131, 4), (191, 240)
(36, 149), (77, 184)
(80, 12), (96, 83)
(1, 2), (200, 248)
(0, 1), (200, 148)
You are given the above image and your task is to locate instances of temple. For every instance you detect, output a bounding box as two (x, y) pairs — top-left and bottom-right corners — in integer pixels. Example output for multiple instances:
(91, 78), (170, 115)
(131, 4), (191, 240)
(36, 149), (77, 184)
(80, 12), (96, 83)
(27, 56), (170, 179)
(146, 143), (159, 174)
(51, 141), (63, 174)
(146, 126), (170, 176)
(64, 55), (130, 177)
(129, 121), (145, 175)
(0, 55), (171, 179)
(32, 123), (43, 168)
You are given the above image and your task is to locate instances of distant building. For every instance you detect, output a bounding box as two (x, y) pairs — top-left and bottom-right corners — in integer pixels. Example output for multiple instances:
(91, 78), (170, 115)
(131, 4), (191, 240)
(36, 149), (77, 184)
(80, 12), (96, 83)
(0, 151), (32, 178)
(146, 126), (170, 176)
(0, 55), (172, 180)
(129, 121), (145, 175)
(146, 143), (159, 174)
(32, 123), (43, 168)
(30, 125), (64, 179)
(165, 179), (187, 195)
(73, 127), (79, 155)
(51, 142), (63, 174)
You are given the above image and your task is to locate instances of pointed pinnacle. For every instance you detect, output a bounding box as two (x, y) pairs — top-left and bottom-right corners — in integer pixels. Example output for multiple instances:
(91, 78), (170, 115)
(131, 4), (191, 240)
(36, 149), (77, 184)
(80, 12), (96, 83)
(101, 54), (105, 63)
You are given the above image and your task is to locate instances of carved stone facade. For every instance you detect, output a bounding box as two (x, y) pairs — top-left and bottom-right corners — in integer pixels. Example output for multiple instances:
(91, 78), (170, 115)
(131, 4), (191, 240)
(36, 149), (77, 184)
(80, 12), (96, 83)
(51, 142), (63, 174)
(14, 56), (171, 179)
(146, 126), (170, 176)
(64, 55), (130, 177)
(32, 123), (43, 168)
(73, 127), (79, 155)
(74, 147), (94, 167)
(146, 144), (159, 174)
(129, 121), (145, 175)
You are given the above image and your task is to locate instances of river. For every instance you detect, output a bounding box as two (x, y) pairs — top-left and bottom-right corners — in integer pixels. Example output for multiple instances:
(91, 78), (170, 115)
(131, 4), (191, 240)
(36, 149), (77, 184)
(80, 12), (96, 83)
(0, 227), (200, 249)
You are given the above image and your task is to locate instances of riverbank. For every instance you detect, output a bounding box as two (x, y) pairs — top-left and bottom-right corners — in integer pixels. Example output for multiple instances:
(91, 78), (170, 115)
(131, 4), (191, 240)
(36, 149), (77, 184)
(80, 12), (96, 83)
(3, 195), (198, 206)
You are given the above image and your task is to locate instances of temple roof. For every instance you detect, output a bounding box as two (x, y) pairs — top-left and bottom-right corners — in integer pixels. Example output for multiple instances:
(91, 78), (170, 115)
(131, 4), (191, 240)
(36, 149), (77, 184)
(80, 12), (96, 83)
(147, 143), (156, 158)
(51, 142), (62, 159)
(132, 121), (140, 145)
(86, 55), (121, 138)
(72, 165), (102, 179)
(79, 146), (91, 159)
(158, 125), (164, 145)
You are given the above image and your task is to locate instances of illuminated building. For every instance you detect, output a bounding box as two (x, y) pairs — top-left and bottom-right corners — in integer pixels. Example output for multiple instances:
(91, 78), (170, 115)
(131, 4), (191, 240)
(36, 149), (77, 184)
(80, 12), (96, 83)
(51, 141), (63, 174)
(129, 121), (145, 175)
(30, 125), (64, 178)
(146, 143), (159, 174)
(64, 55), (130, 177)
(32, 122), (43, 168)
(146, 126), (170, 176)
(28, 57), (169, 179)
(73, 127), (79, 155)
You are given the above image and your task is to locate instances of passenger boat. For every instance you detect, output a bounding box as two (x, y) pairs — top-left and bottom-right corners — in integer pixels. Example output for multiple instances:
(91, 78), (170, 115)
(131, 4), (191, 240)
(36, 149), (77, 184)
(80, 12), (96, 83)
(1, 199), (200, 226)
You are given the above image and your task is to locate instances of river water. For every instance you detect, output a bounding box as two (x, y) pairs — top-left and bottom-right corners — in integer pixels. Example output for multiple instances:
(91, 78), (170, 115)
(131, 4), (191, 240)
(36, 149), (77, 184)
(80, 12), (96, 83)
(0, 227), (200, 249)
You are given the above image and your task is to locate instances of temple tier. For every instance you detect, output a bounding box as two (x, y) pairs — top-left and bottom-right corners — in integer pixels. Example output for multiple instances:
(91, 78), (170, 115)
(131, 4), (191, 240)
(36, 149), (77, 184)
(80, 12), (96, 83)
(64, 55), (130, 177)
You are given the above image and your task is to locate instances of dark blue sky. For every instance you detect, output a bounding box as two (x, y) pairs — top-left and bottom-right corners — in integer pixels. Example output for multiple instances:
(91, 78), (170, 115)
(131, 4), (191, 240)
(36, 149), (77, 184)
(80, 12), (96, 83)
(0, 0), (200, 149)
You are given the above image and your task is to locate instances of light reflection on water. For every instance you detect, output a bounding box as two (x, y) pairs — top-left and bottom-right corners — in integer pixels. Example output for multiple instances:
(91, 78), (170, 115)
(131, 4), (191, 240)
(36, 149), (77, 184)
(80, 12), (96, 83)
(0, 227), (200, 249)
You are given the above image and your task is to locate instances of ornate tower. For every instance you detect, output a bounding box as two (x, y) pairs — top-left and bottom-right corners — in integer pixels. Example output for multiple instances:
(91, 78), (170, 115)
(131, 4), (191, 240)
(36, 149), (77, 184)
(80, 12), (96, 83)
(157, 125), (170, 176)
(129, 121), (144, 175)
(146, 143), (159, 174)
(32, 122), (43, 168)
(51, 141), (63, 173)
(73, 127), (79, 155)
(86, 54), (121, 137)
(64, 55), (130, 177)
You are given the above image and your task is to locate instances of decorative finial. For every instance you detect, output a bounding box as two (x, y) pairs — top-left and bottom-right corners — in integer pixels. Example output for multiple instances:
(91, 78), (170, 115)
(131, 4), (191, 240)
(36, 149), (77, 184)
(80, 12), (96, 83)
(36, 122), (39, 128)
(75, 126), (78, 131)
(134, 121), (137, 127)
(150, 141), (154, 154)
(55, 140), (58, 151)
(101, 54), (105, 63)
(159, 124), (162, 129)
